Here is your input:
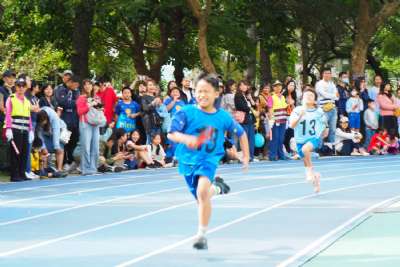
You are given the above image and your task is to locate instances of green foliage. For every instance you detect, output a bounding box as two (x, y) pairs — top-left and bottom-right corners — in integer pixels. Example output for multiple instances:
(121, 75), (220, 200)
(0, 33), (68, 80)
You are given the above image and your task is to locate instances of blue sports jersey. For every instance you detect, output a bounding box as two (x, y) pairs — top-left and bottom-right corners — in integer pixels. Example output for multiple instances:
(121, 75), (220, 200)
(289, 106), (327, 144)
(163, 97), (186, 116)
(169, 105), (244, 169)
(115, 100), (141, 133)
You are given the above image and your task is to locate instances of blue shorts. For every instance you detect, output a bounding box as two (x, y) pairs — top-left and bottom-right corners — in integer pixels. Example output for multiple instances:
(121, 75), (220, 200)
(348, 112), (361, 129)
(297, 138), (321, 158)
(180, 163), (217, 199)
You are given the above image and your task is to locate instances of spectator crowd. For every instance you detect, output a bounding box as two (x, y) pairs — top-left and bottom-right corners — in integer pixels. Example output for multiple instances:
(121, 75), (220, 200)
(0, 68), (399, 182)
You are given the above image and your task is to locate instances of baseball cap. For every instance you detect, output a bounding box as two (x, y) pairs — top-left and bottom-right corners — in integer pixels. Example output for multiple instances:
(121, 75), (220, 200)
(15, 77), (27, 86)
(2, 70), (16, 78)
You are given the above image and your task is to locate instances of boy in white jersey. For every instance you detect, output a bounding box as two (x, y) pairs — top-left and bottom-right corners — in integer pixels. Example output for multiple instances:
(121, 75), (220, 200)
(289, 89), (327, 193)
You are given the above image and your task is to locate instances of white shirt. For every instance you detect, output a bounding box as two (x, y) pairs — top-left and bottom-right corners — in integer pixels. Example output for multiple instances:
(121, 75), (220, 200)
(315, 79), (338, 104)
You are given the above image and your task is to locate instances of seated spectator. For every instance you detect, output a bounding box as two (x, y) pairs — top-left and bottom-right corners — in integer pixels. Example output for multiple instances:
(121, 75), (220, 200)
(387, 130), (399, 155)
(368, 128), (389, 155)
(31, 137), (65, 178)
(334, 116), (369, 156)
(126, 130), (155, 168)
(100, 128), (137, 171)
(148, 133), (166, 168)
(36, 106), (67, 173)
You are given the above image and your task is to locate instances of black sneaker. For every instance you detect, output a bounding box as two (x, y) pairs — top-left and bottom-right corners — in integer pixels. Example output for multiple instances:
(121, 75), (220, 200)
(214, 176), (230, 194)
(113, 166), (124, 172)
(193, 236), (208, 250)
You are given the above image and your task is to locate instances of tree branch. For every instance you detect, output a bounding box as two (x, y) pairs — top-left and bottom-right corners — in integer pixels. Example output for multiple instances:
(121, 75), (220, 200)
(186, 0), (201, 19)
(372, 1), (400, 28)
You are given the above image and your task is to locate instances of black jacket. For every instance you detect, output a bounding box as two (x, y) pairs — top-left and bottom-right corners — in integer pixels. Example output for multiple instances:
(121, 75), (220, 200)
(234, 93), (254, 124)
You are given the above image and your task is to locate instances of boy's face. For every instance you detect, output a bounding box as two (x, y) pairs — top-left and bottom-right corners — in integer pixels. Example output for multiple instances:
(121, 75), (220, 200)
(122, 89), (131, 100)
(302, 91), (315, 105)
(195, 80), (218, 109)
(368, 102), (375, 110)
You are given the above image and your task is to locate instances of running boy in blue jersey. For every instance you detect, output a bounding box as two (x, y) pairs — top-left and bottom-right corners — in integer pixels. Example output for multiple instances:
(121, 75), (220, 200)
(289, 89), (327, 193)
(168, 73), (249, 250)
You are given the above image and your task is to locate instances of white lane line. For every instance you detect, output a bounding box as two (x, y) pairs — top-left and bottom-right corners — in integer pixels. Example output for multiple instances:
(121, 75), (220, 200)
(115, 178), (400, 267)
(0, 156), (393, 193)
(1, 163), (395, 206)
(0, 169), (398, 258)
(276, 195), (400, 267)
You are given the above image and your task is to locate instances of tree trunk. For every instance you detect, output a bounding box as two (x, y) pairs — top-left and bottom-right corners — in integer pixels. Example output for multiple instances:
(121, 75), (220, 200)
(187, 0), (216, 74)
(300, 29), (310, 85)
(367, 52), (388, 80)
(351, 0), (400, 79)
(198, 16), (216, 73)
(71, 0), (95, 82)
(172, 8), (185, 85)
(245, 24), (257, 83)
(260, 44), (272, 85)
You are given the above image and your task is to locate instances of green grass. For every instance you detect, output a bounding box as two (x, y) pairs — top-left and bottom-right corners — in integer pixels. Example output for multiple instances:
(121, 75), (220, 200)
(0, 171), (10, 182)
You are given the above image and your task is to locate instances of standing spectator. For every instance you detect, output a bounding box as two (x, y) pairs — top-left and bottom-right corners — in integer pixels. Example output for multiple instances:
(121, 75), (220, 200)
(167, 80), (178, 92)
(336, 71), (350, 117)
(164, 86), (185, 116)
(56, 75), (80, 171)
(316, 68), (338, 143)
(141, 79), (162, 143)
(115, 87), (141, 133)
(267, 81), (288, 161)
(25, 79), (41, 179)
(283, 80), (297, 155)
(377, 82), (399, 136)
(258, 83), (271, 159)
(346, 88), (363, 132)
(54, 70), (73, 102)
(369, 74), (383, 103)
(96, 77), (118, 125)
(36, 107), (66, 173)
(5, 77), (34, 181)
(221, 79), (236, 115)
(394, 88), (400, 134)
(235, 80), (256, 161)
(364, 99), (379, 149)
(39, 84), (58, 111)
(0, 70), (16, 127)
(180, 77), (195, 104)
(76, 79), (102, 175)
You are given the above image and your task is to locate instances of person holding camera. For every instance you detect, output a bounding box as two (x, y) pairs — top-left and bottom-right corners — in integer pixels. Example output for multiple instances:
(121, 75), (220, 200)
(76, 79), (102, 175)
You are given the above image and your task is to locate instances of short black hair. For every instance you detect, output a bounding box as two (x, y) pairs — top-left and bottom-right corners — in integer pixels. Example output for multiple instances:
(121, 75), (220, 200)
(32, 137), (43, 149)
(121, 86), (131, 93)
(196, 72), (219, 91)
(303, 88), (317, 100)
(339, 71), (347, 78)
(367, 99), (375, 104)
(321, 67), (331, 74)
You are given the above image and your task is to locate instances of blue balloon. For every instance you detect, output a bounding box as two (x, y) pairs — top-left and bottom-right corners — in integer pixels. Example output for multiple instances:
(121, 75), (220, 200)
(255, 133), (265, 148)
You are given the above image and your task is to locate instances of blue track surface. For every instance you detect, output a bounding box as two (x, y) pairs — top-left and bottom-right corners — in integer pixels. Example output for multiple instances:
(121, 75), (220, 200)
(0, 156), (399, 267)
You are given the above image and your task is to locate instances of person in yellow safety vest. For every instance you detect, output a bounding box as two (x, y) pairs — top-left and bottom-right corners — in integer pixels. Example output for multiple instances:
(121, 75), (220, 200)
(5, 77), (34, 182)
(267, 80), (288, 161)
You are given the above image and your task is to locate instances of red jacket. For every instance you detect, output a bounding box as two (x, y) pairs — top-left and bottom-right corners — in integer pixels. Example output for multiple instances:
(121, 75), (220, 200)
(96, 87), (117, 124)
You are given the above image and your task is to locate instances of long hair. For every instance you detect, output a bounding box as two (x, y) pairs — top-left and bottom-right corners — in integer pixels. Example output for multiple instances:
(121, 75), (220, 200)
(380, 82), (393, 98)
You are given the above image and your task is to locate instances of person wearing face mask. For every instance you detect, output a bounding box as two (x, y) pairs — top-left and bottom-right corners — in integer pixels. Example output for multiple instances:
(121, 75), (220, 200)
(346, 88), (363, 132)
(336, 72), (350, 117)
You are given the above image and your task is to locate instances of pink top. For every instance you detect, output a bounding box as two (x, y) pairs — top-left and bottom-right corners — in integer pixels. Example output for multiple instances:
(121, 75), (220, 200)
(76, 95), (89, 123)
(5, 95), (32, 130)
(377, 94), (398, 116)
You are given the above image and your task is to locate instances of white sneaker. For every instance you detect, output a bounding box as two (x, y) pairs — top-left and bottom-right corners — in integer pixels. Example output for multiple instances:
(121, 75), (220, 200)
(350, 151), (362, 156)
(361, 151), (370, 156)
(26, 171), (39, 179)
(63, 163), (71, 171)
(165, 163), (174, 168)
(313, 172), (321, 193)
(67, 162), (78, 173)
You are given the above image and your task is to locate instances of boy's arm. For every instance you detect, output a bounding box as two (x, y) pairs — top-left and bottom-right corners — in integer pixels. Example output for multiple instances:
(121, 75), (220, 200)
(167, 109), (199, 149)
(289, 108), (304, 129)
